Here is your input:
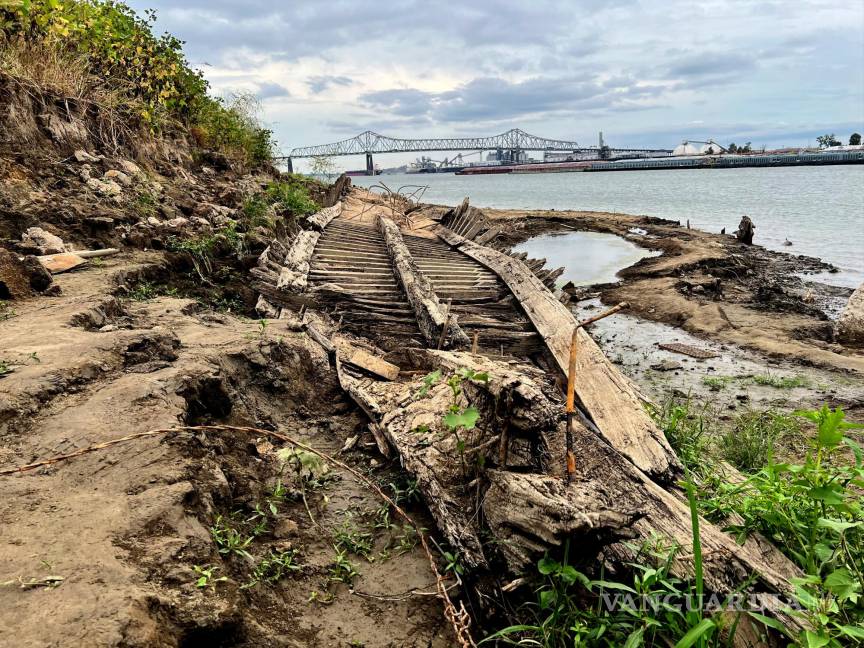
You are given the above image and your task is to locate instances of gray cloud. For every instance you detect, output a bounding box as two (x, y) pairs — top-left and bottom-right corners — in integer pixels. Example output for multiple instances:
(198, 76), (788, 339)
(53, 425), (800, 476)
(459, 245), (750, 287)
(126, 0), (864, 150)
(256, 82), (291, 99)
(306, 75), (354, 94)
(360, 74), (669, 125)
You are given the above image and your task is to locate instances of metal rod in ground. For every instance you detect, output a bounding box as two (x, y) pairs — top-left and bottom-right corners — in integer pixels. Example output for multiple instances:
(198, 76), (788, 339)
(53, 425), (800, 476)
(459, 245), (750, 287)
(437, 298), (453, 350)
(578, 301), (629, 328)
(563, 301), (629, 482)
(565, 326), (578, 482)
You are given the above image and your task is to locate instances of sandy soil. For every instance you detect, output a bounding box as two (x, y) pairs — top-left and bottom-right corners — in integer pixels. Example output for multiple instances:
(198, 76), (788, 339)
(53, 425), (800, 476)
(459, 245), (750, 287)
(0, 254), (447, 647)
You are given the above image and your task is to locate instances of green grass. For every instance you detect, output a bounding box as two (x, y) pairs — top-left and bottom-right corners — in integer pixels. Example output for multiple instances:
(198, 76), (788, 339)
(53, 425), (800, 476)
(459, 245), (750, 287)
(751, 373), (809, 389)
(718, 410), (801, 473)
(701, 375), (733, 391)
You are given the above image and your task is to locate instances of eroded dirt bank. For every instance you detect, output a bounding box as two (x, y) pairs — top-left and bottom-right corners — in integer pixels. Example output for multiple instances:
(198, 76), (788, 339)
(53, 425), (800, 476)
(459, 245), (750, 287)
(2, 255), (451, 647)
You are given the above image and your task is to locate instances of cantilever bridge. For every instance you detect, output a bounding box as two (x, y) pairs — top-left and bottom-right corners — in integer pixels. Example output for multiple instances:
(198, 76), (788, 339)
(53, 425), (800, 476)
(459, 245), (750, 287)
(279, 128), (671, 173)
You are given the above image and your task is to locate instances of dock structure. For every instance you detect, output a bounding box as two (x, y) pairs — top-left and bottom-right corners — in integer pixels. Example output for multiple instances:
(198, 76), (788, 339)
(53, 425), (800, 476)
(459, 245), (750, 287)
(584, 149), (864, 171)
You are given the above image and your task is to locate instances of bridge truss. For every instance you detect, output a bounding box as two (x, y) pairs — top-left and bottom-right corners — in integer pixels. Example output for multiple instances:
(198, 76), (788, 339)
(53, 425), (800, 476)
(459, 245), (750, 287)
(281, 128), (669, 159)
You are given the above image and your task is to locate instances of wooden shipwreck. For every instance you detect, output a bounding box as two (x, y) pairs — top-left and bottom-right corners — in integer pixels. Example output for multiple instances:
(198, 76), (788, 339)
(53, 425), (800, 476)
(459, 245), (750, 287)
(253, 183), (803, 638)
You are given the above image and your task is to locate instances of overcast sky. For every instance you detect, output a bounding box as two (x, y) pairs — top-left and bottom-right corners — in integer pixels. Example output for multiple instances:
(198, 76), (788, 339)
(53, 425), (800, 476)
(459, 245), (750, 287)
(129, 0), (864, 170)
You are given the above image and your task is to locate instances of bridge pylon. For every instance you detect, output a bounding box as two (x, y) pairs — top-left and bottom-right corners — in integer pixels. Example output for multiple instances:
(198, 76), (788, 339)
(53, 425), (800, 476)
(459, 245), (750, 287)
(365, 152), (374, 175)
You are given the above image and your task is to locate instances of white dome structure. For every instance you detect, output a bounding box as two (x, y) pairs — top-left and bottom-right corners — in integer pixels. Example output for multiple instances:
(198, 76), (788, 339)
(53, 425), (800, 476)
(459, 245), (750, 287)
(699, 141), (722, 155)
(672, 141), (700, 156)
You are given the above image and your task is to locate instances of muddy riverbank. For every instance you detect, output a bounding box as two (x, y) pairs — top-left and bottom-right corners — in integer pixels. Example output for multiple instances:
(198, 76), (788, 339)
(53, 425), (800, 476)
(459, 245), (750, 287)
(407, 197), (864, 423)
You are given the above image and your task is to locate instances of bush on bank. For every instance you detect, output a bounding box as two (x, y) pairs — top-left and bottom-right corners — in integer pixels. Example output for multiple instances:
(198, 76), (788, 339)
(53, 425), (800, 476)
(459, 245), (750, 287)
(0, 0), (274, 165)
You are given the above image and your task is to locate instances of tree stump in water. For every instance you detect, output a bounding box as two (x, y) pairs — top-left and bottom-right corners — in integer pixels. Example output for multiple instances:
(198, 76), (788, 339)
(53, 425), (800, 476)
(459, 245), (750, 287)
(735, 215), (755, 245)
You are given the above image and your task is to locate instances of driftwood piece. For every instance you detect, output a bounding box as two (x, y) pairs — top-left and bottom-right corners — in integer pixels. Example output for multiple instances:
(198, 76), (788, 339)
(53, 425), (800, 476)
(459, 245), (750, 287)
(37, 252), (87, 274)
(483, 470), (643, 570)
(335, 339), (400, 381)
(435, 225), (681, 483)
(378, 215), (470, 349)
(254, 295), (280, 319)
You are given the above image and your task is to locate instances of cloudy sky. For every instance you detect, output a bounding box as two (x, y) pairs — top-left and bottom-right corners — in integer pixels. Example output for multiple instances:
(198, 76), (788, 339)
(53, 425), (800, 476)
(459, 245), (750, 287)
(129, 0), (864, 170)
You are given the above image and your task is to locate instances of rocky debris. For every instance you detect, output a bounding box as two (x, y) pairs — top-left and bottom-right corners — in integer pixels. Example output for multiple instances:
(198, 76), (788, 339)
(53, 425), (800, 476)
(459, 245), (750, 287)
(19, 255), (54, 292)
(838, 283), (864, 345)
(0, 248), (54, 298)
(86, 176), (123, 198)
(753, 281), (827, 319)
(21, 227), (67, 254)
(651, 359), (683, 371)
(73, 149), (103, 163)
(116, 159), (142, 177)
(104, 169), (132, 187)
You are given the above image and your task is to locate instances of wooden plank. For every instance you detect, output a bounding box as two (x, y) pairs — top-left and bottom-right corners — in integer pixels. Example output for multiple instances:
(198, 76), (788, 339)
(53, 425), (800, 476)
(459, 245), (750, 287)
(335, 339), (400, 381)
(435, 225), (681, 482)
(379, 216), (470, 349)
(37, 252), (87, 274)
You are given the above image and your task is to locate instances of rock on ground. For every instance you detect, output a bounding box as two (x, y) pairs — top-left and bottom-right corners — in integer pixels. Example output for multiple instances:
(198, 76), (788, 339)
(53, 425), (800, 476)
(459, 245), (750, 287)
(838, 283), (864, 345)
(22, 227), (67, 254)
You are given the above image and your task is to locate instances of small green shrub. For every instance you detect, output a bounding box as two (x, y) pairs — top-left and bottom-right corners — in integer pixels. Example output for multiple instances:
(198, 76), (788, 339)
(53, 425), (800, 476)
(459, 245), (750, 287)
(241, 550), (301, 589)
(751, 373), (809, 389)
(1, 1), (274, 164)
(708, 406), (864, 646)
(702, 375), (733, 391)
(265, 179), (319, 216)
(648, 396), (714, 476)
(718, 410), (801, 472)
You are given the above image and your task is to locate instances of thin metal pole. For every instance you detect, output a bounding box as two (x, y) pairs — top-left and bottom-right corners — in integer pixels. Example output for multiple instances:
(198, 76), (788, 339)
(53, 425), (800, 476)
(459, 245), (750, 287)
(564, 301), (629, 483)
(565, 327), (578, 483)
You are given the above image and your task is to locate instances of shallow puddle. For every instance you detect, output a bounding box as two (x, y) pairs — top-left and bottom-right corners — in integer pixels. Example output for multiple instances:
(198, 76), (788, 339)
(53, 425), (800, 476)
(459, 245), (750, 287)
(511, 231), (658, 286)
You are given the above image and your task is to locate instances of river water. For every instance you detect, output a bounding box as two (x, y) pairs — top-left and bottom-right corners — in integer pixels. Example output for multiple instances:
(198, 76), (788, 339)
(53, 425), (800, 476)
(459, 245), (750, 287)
(354, 165), (864, 288)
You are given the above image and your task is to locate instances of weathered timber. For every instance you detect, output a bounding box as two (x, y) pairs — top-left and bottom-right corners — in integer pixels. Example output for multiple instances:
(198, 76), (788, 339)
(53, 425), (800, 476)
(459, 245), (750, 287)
(334, 339), (400, 381)
(435, 225), (681, 482)
(306, 202), (342, 231)
(378, 215), (470, 349)
(254, 295), (280, 319)
(254, 203), (342, 297)
(333, 348), (802, 631)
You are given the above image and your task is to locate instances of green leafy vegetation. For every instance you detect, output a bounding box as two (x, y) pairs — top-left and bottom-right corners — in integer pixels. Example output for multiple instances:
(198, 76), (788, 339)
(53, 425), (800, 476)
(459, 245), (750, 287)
(653, 401), (864, 647)
(0, 302), (16, 321)
(483, 537), (730, 647)
(125, 280), (177, 302)
(717, 409), (801, 473)
(192, 565), (227, 590)
(0, 359), (12, 376)
(328, 547), (359, 586)
(1, 1), (273, 164)
(701, 375), (732, 391)
(241, 550), (301, 590)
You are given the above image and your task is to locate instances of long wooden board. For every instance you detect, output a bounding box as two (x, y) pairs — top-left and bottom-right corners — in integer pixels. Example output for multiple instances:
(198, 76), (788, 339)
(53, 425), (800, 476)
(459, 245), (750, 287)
(379, 216), (470, 349)
(435, 225), (681, 482)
